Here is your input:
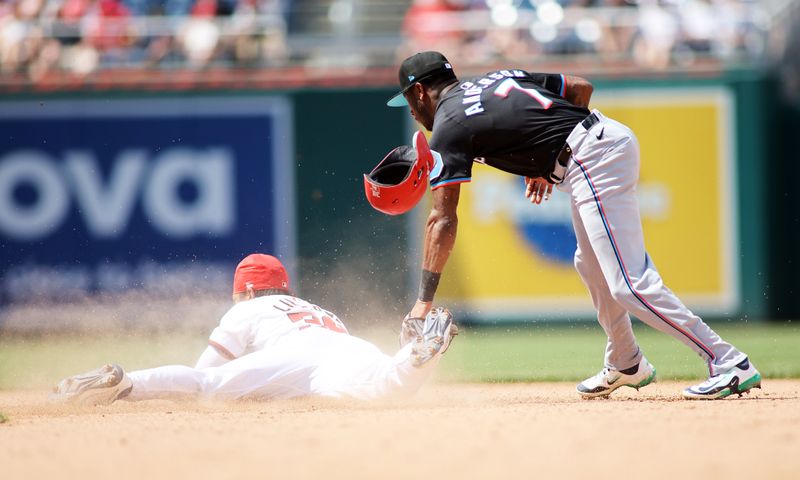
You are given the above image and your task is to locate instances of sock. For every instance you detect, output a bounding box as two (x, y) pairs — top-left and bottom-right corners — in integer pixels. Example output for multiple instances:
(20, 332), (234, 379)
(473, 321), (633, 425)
(620, 363), (639, 375)
(735, 357), (750, 370)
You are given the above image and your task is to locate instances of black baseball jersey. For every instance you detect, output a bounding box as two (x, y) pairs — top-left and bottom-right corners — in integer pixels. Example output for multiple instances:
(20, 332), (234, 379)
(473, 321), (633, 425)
(428, 70), (590, 189)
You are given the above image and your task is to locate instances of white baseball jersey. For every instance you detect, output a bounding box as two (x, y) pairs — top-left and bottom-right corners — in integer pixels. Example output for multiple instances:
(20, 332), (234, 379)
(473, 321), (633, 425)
(126, 295), (436, 401)
(208, 295), (349, 358)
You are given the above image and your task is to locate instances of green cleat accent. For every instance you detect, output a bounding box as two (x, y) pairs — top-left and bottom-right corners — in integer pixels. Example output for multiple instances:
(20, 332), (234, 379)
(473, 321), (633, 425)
(577, 357), (657, 398)
(682, 358), (761, 400)
(629, 368), (657, 390)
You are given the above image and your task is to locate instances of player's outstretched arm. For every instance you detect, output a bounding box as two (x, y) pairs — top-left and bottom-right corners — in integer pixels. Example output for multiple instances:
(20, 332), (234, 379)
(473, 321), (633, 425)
(563, 75), (593, 108)
(194, 342), (235, 369)
(407, 183), (460, 319)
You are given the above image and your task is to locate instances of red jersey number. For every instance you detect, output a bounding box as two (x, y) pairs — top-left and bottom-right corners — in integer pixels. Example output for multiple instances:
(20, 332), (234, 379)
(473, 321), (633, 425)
(287, 311), (348, 334)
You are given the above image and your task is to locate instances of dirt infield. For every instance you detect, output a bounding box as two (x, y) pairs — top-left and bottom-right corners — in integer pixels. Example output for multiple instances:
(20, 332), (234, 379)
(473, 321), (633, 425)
(2, 381), (799, 480)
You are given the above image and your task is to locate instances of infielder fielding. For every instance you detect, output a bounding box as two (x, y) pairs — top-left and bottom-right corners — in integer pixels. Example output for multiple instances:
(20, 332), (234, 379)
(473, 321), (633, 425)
(52, 254), (457, 405)
(364, 51), (761, 400)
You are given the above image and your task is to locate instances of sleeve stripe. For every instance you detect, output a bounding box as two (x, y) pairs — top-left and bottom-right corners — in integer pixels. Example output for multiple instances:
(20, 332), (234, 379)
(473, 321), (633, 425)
(559, 74), (566, 97)
(431, 177), (471, 190)
(208, 340), (236, 360)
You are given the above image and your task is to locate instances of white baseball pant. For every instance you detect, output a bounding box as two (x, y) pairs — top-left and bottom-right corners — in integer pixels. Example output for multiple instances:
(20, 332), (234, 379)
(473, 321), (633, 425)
(557, 109), (747, 376)
(126, 328), (437, 401)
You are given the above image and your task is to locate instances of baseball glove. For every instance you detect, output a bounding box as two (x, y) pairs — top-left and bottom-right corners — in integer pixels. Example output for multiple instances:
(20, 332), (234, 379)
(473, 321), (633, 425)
(399, 314), (425, 347)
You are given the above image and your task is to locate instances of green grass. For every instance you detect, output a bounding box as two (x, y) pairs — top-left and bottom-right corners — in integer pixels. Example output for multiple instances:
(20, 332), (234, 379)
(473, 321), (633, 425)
(0, 332), (209, 391)
(0, 321), (798, 390)
(436, 320), (800, 382)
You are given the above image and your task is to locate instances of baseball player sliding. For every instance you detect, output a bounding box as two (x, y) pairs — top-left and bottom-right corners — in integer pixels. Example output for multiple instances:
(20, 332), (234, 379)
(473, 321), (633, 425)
(52, 254), (457, 405)
(364, 51), (761, 400)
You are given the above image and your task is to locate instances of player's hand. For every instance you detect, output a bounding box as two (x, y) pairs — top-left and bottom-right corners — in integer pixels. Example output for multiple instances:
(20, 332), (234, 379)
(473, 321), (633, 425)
(408, 299), (433, 320)
(524, 177), (553, 205)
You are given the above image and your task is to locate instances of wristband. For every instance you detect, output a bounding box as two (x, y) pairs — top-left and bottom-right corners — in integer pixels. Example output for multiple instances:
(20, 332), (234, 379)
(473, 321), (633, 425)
(418, 270), (441, 302)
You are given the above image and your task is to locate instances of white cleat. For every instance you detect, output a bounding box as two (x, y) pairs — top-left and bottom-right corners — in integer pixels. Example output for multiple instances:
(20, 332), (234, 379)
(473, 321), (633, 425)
(52, 364), (132, 406)
(682, 358), (762, 400)
(410, 307), (458, 368)
(577, 356), (657, 399)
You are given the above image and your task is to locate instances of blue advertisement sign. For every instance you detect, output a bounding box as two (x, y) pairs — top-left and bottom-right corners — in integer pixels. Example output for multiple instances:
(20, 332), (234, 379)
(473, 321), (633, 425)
(0, 97), (294, 305)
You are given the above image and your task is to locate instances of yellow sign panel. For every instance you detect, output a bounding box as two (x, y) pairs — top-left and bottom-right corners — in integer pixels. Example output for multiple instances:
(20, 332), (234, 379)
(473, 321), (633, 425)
(417, 89), (737, 320)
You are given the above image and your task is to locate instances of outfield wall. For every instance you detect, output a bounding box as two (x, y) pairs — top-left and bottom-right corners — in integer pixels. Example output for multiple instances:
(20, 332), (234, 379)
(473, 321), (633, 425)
(0, 70), (794, 328)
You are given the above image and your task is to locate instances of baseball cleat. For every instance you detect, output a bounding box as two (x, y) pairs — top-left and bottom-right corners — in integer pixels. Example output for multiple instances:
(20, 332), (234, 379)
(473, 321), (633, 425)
(577, 356), (656, 399)
(682, 357), (761, 400)
(410, 307), (458, 367)
(52, 363), (132, 406)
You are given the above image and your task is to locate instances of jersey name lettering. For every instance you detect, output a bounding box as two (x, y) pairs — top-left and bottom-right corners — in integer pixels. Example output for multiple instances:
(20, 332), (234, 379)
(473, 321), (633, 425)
(274, 296), (301, 312)
(273, 296), (326, 315)
(460, 70), (525, 117)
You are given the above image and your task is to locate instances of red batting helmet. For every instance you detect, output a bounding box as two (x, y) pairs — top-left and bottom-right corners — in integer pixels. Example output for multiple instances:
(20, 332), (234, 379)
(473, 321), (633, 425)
(232, 253), (289, 295)
(363, 131), (434, 215)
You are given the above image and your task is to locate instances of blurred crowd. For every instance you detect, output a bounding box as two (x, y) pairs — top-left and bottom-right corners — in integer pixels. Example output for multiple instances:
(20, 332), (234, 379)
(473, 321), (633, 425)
(399, 0), (778, 70)
(0, 0), (792, 81)
(0, 0), (289, 79)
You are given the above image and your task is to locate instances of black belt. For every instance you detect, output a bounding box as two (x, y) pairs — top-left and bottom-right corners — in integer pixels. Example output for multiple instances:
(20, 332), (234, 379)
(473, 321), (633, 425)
(581, 112), (600, 130)
(548, 113), (599, 184)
